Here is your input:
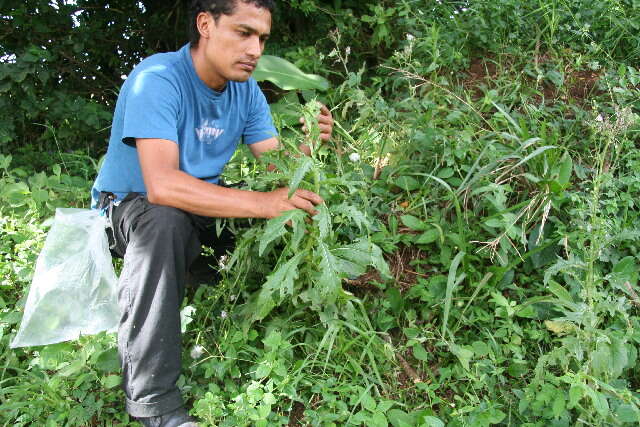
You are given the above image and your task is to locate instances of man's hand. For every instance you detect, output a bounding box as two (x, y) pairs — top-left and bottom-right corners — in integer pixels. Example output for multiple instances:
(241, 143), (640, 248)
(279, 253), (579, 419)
(300, 103), (334, 142)
(260, 187), (323, 219)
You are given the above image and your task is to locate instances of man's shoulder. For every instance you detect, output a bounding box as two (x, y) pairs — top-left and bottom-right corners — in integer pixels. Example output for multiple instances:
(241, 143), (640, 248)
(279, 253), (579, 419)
(128, 47), (185, 83)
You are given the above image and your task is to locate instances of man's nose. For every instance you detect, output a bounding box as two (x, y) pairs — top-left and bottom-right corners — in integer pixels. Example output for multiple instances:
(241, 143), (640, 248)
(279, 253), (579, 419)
(247, 36), (263, 59)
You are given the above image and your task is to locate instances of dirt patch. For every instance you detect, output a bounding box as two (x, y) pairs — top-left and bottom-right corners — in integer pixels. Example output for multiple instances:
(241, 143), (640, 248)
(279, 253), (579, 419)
(287, 401), (306, 426)
(461, 55), (605, 105)
(345, 244), (430, 293)
(566, 69), (602, 101)
(462, 57), (499, 99)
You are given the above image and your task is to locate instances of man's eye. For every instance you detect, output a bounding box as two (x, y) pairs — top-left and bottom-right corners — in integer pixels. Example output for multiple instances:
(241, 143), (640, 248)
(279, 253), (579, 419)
(239, 31), (250, 37)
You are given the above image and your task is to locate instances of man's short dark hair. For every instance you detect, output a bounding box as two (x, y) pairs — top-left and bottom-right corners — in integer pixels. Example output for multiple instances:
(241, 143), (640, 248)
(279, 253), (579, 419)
(189, 0), (276, 47)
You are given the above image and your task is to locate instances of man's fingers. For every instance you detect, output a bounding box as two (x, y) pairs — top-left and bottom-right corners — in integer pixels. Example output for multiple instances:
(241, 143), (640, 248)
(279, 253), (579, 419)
(291, 197), (317, 215)
(318, 123), (332, 134)
(320, 104), (331, 117)
(294, 189), (323, 205)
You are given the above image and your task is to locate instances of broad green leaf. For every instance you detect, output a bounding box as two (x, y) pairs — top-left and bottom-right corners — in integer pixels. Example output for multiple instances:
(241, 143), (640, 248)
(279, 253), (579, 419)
(371, 412), (388, 427)
(102, 375), (122, 389)
(360, 392), (376, 412)
(586, 387), (609, 418)
(610, 337), (628, 377)
(263, 331), (283, 349)
(395, 176), (419, 191)
(415, 229), (438, 245)
(400, 214), (428, 231)
(95, 348), (120, 372)
(387, 409), (415, 427)
(288, 156), (314, 198)
(255, 363), (272, 379)
(616, 404), (640, 423)
(558, 154), (573, 187)
(413, 343), (429, 362)
(547, 280), (574, 304)
(436, 167), (454, 179)
(568, 384), (583, 408)
(422, 416), (445, 427)
(253, 55), (329, 91)
(449, 343), (474, 370)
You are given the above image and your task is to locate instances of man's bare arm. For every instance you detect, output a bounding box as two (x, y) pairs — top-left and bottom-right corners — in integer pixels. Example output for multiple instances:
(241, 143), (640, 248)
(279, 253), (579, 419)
(137, 138), (322, 218)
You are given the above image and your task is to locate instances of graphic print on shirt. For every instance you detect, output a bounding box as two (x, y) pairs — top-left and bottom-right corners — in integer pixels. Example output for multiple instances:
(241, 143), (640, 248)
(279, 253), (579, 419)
(195, 120), (225, 144)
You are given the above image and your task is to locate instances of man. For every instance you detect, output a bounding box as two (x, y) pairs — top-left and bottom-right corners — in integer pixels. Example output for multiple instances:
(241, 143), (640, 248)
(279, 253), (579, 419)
(91, 0), (333, 425)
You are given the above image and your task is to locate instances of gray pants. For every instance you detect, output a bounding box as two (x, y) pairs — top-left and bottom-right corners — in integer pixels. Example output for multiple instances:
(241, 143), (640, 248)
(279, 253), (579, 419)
(103, 193), (233, 417)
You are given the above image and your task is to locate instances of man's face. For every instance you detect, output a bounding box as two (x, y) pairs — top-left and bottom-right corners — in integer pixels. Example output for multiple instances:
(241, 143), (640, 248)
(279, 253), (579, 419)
(200, 1), (271, 90)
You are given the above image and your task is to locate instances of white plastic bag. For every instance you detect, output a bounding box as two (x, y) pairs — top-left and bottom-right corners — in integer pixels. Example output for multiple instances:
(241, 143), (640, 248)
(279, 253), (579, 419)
(11, 208), (119, 348)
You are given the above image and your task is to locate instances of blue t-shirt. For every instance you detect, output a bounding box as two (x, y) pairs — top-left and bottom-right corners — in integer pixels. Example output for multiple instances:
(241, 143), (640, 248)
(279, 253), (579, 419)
(91, 43), (277, 207)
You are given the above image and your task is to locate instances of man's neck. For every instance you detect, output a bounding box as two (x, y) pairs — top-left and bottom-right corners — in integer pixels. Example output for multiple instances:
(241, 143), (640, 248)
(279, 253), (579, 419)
(190, 45), (227, 91)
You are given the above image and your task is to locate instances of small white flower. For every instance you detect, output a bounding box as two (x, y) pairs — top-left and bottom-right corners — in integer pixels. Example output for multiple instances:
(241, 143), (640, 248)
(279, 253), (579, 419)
(230, 294), (236, 302)
(218, 254), (228, 270)
(220, 310), (228, 319)
(596, 114), (604, 122)
(345, 46), (351, 55)
(406, 33), (415, 41)
(120, 74), (127, 80)
(349, 152), (361, 162)
(190, 345), (205, 359)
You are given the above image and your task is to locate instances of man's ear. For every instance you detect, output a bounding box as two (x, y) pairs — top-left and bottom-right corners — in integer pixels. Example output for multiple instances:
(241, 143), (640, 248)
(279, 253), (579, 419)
(196, 12), (213, 40)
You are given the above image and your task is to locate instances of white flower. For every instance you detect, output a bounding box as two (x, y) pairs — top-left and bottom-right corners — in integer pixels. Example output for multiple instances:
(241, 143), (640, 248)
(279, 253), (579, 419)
(120, 74), (127, 80)
(349, 152), (361, 162)
(220, 310), (228, 319)
(406, 33), (415, 41)
(190, 345), (205, 359)
(596, 114), (604, 122)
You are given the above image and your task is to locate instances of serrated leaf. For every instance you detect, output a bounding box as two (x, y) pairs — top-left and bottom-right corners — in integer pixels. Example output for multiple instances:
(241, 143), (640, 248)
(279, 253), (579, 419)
(334, 203), (372, 232)
(253, 55), (329, 91)
(259, 210), (305, 256)
(288, 156), (314, 198)
(260, 252), (304, 310)
(316, 242), (341, 303)
(315, 203), (331, 240)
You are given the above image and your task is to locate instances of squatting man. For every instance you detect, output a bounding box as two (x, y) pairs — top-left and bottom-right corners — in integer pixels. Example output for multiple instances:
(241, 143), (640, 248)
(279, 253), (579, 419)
(91, 0), (334, 425)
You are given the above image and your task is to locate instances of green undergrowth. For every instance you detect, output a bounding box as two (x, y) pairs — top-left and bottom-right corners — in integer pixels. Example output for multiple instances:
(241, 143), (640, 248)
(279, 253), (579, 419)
(3, 4), (640, 426)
